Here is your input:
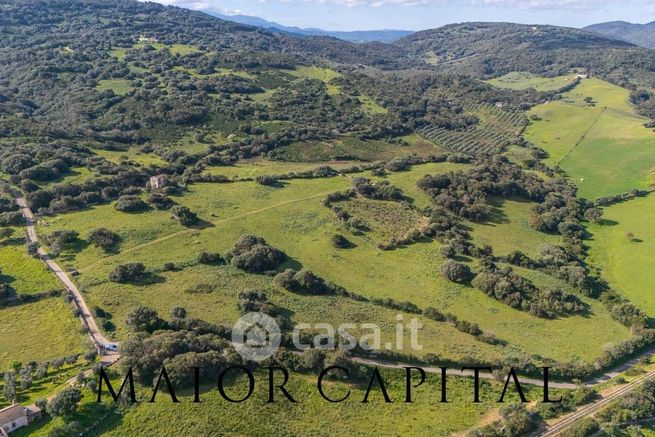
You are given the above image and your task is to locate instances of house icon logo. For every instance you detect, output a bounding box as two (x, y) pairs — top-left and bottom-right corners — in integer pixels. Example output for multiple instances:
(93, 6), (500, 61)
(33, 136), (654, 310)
(232, 312), (281, 361)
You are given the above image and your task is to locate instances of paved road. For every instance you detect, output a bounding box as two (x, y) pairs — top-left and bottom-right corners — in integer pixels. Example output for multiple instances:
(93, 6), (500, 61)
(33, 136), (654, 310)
(13, 192), (118, 360)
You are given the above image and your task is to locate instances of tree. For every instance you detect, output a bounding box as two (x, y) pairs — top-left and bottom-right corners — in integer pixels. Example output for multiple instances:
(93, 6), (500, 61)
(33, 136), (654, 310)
(227, 234), (286, 273)
(583, 207), (603, 223)
(2, 372), (16, 403)
(35, 398), (47, 412)
(171, 205), (198, 226)
(46, 388), (82, 417)
(114, 195), (147, 212)
(125, 305), (164, 333)
(439, 260), (472, 283)
(88, 228), (120, 250)
(330, 234), (351, 249)
(171, 307), (187, 319)
(109, 263), (146, 283)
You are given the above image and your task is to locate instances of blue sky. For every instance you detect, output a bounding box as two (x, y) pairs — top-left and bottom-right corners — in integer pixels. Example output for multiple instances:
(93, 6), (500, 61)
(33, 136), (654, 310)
(153, 0), (655, 31)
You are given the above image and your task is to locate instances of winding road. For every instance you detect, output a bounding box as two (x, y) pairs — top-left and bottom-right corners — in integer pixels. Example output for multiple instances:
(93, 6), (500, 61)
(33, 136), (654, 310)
(13, 191), (118, 362)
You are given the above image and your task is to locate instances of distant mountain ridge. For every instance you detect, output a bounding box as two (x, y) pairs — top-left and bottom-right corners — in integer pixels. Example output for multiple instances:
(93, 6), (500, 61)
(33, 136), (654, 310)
(210, 13), (413, 43)
(584, 21), (655, 49)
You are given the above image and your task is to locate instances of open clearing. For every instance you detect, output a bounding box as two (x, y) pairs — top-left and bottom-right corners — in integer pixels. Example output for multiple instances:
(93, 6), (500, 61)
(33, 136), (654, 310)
(587, 193), (655, 316)
(41, 162), (631, 364)
(486, 72), (577, 91)
(0, 297), (84, 368)
(0, 243), (62, 295)
(524, 78), (655, 199)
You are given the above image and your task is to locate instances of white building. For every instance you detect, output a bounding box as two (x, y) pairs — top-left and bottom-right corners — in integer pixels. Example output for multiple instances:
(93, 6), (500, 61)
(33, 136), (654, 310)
(0, 404), (28, 434)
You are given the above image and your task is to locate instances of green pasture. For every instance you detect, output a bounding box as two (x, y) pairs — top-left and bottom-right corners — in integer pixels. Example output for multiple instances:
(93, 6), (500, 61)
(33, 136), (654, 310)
(466, 197), (560, 258)
(45, 165), (631, 364)
(587, 193), (655, 316)
(273, 136), (444, 162)
(0, 298), (84, 369)
(0, 243), (62, 295)
(16, 368), (540, 437)
(525, 78), (655, 199)
(204, 159), (364, 179)
(486, 72), (577, 91)
(96, 79), (132, 95)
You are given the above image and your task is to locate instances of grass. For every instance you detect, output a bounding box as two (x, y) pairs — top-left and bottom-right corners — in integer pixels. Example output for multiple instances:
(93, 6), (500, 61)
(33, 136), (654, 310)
(92, 148), (167, 167)
(486, 72), (577, 91)
(204, 159), (364, 179)
(96, 79), (132, 95)
(273, 136), (444, 162)
(587, 193), (655, 316)
(358, 94), (387, 114)
(36, 167), (95, 189)
(0, 297), (85, 369)
(288, 66), (341, 96)
(287, 66), (384, 113)
(466, 197), (560, 258)
(0, 243), (62, 295)
(525, 78), (655, 199)
(16, 368), (538, 437)
(44, 164), (631, 364)
(339, 197), (425, 243)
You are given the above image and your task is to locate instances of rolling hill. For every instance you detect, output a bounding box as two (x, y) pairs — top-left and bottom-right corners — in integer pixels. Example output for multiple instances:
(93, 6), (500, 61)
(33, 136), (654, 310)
(211, 13), (413, 43)
(394, 22), (655, 87)
(585, 21), (655, 49)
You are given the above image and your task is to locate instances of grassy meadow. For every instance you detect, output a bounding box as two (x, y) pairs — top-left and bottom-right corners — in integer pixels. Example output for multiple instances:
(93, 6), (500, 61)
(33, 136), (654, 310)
(17, 368), (540, 437)
(0, 240), (84, 369)
(587, 193), (655, 316)
(0, 297), (85, 369)
(486, 72), (578, 91)
(524, 78), (655, 199)
(37, 162), (632, 365)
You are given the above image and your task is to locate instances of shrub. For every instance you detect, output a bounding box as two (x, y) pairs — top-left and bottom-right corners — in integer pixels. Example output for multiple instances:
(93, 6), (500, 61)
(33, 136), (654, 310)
(197, 251), (224, 265)
(274, 269), (332, 295)
(88, 228), (120, 250)
(171, 205), (198, 226)
(114, 195), (147, 212)
(330, 234), (351, 249)
(227, 234), (285, 273)
(147, 193), (174, 210)
(439, 261), (471, 283)
(109, 262), (146, 283)
(0, 211), (23, 226)
(255, 175), (278, 186)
